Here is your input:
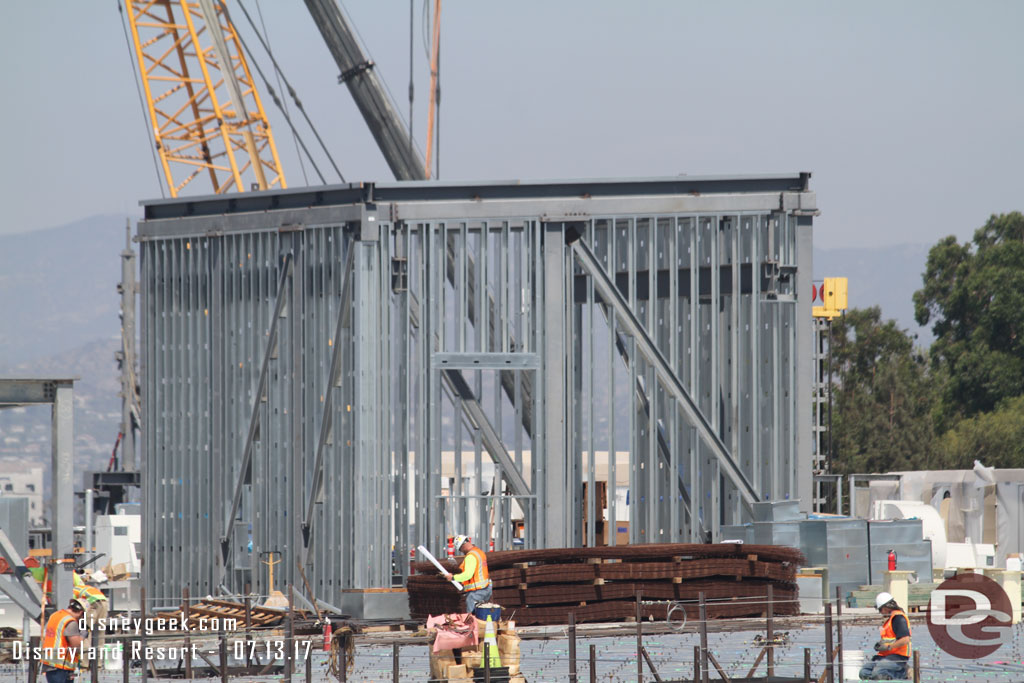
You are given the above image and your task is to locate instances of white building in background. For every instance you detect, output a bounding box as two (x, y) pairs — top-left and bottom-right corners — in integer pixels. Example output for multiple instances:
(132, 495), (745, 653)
(0, 466), (44, 525)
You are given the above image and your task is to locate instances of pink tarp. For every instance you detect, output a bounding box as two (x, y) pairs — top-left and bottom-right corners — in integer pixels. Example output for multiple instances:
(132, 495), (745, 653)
(427, 613), (478, 653)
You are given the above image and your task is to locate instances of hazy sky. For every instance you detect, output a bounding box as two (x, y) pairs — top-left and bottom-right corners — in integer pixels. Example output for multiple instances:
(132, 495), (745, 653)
(2, 2), (1020, 248)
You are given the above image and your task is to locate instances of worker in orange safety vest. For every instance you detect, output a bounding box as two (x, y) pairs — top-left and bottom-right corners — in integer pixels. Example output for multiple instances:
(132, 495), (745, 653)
(859, 591), (912, 680)
(40, 598), (87, 683)
(442, 535), (492, 614)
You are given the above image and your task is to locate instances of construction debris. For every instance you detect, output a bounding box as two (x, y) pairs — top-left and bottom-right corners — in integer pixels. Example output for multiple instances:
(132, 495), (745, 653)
(408, 544), (803, 625)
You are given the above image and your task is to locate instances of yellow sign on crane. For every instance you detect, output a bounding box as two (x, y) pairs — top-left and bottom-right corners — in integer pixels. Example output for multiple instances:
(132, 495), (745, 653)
(125, 0), (286, 196)
(813, 277), (848, 320)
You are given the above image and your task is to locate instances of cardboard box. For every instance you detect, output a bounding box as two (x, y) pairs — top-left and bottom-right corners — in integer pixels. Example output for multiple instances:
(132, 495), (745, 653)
(446, 664), (470, 680)
(460, 645), (482, 670)
(602, 521), (629, 546)
(430, 651), (456, 680)
(497, 633), (520, 666)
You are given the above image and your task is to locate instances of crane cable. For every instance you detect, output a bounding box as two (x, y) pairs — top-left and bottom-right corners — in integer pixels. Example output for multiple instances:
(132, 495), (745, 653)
(253, 0), (309, 187)
(116, 0), (167, 199)
(229, 0), (346, 184)
(421, 0), (432, 61)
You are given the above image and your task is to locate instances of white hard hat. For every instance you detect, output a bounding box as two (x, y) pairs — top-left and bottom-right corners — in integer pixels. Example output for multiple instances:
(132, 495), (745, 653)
(453, 535), (470, 553)
(875, 592), (894, 609)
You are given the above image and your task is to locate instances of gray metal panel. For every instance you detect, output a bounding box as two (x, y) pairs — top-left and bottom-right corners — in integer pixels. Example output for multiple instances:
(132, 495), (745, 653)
(139, 177), (815, 603)
(799, 520), (829, 566)
(753, 500), (803, 522)
(0, 499), (29, 558)
(870, 520), (927, 545)
(51, 382), (74, 607)
(869, 542), (934, 583)
(795, 217), (814, 513)
(753, 522), (802, 548)
(542, 223), (568, 547)
(720, 525), (753, 544)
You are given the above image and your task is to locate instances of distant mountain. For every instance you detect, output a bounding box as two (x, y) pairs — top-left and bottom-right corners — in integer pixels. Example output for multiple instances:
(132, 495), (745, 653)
(0, 338), (122, 484)
(814, 243), (933, 346)
(0, 216), (131, 487)
(0, 215), (130, 366)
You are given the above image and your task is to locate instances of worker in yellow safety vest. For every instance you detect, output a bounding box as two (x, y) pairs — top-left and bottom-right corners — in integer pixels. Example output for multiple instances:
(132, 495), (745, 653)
(859, 591), (912, 680)
(443, 535), (492, 614)
(26, 560), (109, 648)
(72, 569), (108, 648)
(40, 598), (87, 683)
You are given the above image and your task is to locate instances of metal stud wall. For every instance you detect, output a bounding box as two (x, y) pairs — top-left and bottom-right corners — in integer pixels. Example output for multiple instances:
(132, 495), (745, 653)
(138, 176), (816, 606)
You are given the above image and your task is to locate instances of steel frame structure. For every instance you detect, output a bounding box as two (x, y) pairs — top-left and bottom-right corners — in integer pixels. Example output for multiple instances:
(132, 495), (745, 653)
(0, 379), (75, 611)
(125, 0), (286, 196)
(138, 175), (816, 605)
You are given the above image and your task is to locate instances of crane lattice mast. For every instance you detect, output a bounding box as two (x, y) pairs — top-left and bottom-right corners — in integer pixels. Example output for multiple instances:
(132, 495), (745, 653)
(126, 0), (286, 196)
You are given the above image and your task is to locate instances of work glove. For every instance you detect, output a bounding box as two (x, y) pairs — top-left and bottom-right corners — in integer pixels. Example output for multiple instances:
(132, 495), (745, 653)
(873, 640), (886, 652)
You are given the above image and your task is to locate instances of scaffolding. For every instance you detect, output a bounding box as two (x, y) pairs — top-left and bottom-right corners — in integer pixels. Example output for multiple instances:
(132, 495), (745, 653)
(137, 175), (817, 605)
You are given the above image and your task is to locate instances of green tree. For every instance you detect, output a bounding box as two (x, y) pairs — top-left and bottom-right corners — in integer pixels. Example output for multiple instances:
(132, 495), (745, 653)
(914, 212), (1024, 428)
(934, 395), (1024, 469)
(829, 307), (936, 474)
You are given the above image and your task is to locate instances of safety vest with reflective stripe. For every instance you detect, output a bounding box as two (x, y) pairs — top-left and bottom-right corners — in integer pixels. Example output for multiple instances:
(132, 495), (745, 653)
(879, 608), (911, 658)
(74, 583), (107, 604)
(460, 547), (490, 591)
(41, 609), (80, 671)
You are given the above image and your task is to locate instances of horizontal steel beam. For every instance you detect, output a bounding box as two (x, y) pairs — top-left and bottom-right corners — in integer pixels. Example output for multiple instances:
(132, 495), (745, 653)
(0, 379), (74, 406)
(141, 174), (812, 221)
(432, 353), (540, 370)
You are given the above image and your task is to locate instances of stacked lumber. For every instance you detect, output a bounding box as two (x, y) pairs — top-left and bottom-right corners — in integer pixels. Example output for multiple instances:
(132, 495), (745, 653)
(408, 543), (803, 625)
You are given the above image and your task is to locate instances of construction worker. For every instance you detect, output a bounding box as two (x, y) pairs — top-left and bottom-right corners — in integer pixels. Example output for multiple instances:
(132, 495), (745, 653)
(443, 535), (492, 614)
(72, 569), (108, 648)
(25, 560), (108, 650)
(859, 591), (911, 680)
(40, 598), (87, 683)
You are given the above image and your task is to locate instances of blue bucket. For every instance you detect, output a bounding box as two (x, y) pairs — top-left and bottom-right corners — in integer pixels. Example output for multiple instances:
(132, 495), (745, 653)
(473, 605), (501, 622)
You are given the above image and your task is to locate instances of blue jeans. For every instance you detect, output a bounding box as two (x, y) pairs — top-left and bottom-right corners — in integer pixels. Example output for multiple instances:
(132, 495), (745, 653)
(44, 668), (76, 683)
(859, 657), (908, 680)
(465, 584), (493, 614)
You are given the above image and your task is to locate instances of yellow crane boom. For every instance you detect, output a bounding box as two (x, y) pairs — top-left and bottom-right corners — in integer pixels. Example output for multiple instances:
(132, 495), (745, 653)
(126, 0), (286, 196)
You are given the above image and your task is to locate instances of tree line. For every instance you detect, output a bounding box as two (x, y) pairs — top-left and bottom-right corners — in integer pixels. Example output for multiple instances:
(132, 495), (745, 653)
(828, 211), (1024, 474)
